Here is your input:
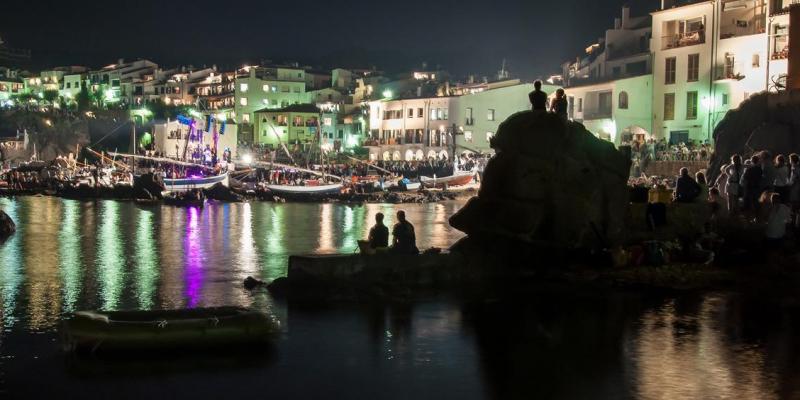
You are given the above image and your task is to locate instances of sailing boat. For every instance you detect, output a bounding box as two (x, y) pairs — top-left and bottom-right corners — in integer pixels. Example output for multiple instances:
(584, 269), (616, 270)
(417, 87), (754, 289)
(107, 152), (229, 192)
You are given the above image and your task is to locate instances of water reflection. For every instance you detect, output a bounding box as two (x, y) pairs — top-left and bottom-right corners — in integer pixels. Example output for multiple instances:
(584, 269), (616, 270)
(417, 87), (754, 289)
(184, 207), (204, 308)
(59, 201), (82, 313)
(134, 209), (158, 309)
(0, 198), (22, 327)
(96, 201), (123, 310)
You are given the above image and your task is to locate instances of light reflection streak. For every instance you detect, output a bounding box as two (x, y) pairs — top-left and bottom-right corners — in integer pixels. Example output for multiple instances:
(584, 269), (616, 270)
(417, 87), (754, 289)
(0, 199), (22, 327)
(184, 207), (204, 308)
(237, 203), (257, 277)
(263, 205), (286, 278)
(58, 201), (81, 313)
(26, 198), (61, 329)
(317, 203), (334, 252)
(134, 210), (158, 309)
(97, 201), (123, 310)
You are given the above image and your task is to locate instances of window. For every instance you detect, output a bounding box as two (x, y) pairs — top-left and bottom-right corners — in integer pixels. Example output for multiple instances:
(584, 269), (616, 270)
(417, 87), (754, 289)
(240, 83), (248, 92)
(281, 86), (289, 93)
(465, 107), (474, 125)
(417, 108), (423, 117)
(408, 108), (414, 118)
(262, 84), (270, 92)
(724, 53), (735, 78)
(430, 109), (438, 120)
(598, 92), (612, 115)
(242, 113), (250, 123)
(323, 117), (332, 126)
(487, 109), (495, 121)
(240, 97), (248, 106)
(752, 54), (760, 68)
(464, 131), (473, 143)
(578, 98), (583, 112)
(664, 93), (675, 120)
(618, 91), (629, 109)
(687, 54), (699, 82)
(722, 93), (729, 106)
(665, 57), (676, 84)
(686, 91), (698, 120)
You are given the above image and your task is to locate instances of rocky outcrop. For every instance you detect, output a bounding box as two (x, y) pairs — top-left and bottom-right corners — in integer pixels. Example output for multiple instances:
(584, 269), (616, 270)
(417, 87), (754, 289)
(133, 173), (166, 200)
(449, 111), (631, 253)
(709, 90), (800, 181)
(204, 183), (243, 202)
(0, 210), (16, 242)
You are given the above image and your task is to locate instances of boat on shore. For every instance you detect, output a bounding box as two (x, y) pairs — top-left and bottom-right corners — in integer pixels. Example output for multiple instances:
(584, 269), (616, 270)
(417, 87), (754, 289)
(163, 172), (229, 192)
(420, 170), (474, 188)
(62, 306), (280, 352)
(265, 182), (343, 201)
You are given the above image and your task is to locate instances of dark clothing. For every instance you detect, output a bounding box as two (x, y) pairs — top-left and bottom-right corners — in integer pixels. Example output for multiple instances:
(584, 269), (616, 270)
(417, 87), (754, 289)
(368, 224), (389, 248)
(551, 97), (568, 119)
(392, 220), (418, 254)
(529, 89), (548, 111)
(674, 175), (701, 203)
(741, 164), (763, 212)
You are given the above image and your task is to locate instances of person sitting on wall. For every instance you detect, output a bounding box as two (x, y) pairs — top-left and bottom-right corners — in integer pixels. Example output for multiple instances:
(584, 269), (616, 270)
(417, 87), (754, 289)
(674, 167), (701, 203)
(392, 210), (419, 254)
(528, 80), (548, 111)
(368, 212), (389, 249)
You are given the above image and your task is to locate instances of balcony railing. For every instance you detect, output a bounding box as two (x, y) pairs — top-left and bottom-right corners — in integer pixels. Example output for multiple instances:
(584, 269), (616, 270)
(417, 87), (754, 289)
(582, 109), (613, 120)
(661, 30), (705, 49)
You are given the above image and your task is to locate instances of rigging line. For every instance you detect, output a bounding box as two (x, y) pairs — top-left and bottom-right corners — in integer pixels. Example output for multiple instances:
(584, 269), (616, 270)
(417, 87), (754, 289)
(88, 120), (130, 148)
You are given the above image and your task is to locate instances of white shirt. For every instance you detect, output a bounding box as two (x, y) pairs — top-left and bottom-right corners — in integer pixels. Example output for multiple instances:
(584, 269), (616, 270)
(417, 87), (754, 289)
(766, 203), (792, 239)
(774, 165), (790, 187)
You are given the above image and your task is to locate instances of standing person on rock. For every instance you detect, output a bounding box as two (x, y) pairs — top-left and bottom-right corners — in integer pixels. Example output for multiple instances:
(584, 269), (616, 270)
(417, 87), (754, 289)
(741, 155), (763, 220)
(550, 88), (568, 119)
(528, 80), (548, 111)
(725, 155), (744, 215)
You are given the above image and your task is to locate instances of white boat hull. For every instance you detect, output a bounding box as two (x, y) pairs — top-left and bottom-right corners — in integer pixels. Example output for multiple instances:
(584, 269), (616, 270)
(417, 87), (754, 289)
(163, 172), (229, 193)
(265, 183), (342, 199)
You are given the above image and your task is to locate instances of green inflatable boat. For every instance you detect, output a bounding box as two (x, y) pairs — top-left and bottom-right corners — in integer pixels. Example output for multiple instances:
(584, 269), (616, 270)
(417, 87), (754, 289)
(62, 306), (280, 352)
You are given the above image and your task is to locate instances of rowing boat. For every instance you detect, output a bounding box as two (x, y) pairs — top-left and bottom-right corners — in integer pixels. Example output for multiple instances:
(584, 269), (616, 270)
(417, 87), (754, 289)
(419, 170), (474, 188)
(62, 306), (280, 352)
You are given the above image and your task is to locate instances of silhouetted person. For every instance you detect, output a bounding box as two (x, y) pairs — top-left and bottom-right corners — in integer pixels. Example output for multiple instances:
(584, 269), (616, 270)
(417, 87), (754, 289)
(529, 80), (548, 111)
(741, 155), (763, 216)
(551, 88), (568, 119)
(674, 167), (700, 203)
(392, 210), (418, 254)
(368, 212), (389, 249)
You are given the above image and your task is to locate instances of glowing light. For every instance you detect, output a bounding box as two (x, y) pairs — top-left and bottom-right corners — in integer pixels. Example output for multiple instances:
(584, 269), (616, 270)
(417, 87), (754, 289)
(382, 89), (393, 99)
(104, 89), (116, 102)
(189, 109), (203, 119)
(701, 97), (712, 108)
(59, 201), (82, 312)
(97, 201), (123, 310)
(242, 154), (253, 164)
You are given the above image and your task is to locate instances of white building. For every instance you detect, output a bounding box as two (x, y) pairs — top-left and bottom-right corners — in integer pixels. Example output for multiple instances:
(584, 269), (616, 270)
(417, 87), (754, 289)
(651, 0), (783, 144)
(366, 96), (454, 161)
(152, 118), (238, 160)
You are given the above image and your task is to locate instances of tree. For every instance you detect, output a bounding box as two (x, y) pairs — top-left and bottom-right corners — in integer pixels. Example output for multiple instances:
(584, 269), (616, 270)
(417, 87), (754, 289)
(76, 83), (91, 112)
(42, 90), (59, 104)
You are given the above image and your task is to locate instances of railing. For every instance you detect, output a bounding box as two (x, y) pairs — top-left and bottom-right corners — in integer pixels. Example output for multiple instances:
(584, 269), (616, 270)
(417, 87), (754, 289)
(582, 109), (613, 120)
(772, 48), (789, 60)
(661, 30), (705, 49)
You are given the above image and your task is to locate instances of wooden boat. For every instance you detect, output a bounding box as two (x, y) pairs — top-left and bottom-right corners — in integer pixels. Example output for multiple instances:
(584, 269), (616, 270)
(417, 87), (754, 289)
(62, 306), (280, 352)
(419, 170), (474, 188)
(265, 182), (343, 201)
(163, 172), (229, 192)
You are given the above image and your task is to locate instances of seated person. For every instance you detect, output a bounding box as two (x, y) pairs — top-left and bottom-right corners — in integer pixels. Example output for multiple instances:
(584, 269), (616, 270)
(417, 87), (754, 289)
(368, 212), (389, 249)
(392, 210), (419, 254)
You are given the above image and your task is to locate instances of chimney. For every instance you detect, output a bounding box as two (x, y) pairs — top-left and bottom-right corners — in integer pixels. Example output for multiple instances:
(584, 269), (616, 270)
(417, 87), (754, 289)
(614, 18), (621, 29)
(622, 6), (631, 28)
(789, 4), (800, 90)
(661, 0), (675, 9)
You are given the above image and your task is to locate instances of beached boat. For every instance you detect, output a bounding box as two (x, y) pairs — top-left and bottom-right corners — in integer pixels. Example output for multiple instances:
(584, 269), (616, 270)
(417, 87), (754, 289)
(163, 172), (229, 192)
(419, 170), (474, 188)
(265, 182), (343, 201)
(62, 307), (280, 352)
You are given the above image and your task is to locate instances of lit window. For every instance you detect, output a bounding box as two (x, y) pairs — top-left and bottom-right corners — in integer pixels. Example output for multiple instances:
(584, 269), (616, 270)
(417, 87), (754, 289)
(240, 83), (248, 92)
(240, 97), (248, 106)
(242, 113), (250, 123)
(324, 117), (333, 126)
(487, 109), (495, 121)
(263, 84), (270, 92)
(752, 54), (760, 68)
(464, 131), (473, 143)
(417, 108), (423, 117)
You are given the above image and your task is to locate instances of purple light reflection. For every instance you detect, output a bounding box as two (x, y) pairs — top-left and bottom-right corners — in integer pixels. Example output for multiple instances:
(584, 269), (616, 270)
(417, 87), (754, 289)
(184, 206), (203, 308)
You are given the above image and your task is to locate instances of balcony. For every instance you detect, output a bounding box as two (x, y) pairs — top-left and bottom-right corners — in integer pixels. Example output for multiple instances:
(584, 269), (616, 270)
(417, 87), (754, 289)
(582, 109), (613, 120)
(662, 30), (705, 49)
(770, 0), (800, 15)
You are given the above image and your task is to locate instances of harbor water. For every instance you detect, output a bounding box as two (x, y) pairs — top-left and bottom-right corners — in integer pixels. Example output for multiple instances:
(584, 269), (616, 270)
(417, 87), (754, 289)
(1, 197), (800, 399)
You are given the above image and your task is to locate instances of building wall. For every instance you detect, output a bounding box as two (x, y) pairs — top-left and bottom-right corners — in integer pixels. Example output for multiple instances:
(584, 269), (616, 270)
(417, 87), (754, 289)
(234, 70), (307, 124)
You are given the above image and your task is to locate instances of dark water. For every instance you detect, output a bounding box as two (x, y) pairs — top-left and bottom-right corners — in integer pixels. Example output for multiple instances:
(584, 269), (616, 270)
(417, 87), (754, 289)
(1, 197), (800, 399)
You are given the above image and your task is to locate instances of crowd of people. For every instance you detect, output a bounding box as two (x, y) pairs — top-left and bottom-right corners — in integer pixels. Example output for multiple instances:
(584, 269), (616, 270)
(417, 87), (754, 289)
(634, 149), (800, 245)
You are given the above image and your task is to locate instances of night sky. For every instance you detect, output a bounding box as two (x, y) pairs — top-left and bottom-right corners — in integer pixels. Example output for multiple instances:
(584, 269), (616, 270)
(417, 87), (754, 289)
(4, 0), (658, 79)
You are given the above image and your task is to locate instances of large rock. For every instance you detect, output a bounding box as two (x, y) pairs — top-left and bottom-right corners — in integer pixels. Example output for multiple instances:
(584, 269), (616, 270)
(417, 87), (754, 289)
(449, 111), (631, 251)
(133, 173), (166, 200)
(709, 90), (800, 181)
(0, 210), (16, 242)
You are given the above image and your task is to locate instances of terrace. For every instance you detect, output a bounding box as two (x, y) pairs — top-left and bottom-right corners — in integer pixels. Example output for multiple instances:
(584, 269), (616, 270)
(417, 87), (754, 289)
(661, 17), (706, 49)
